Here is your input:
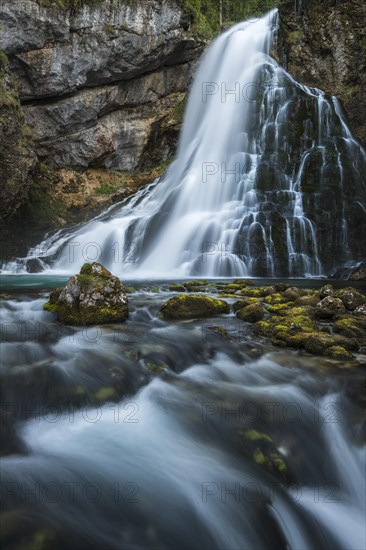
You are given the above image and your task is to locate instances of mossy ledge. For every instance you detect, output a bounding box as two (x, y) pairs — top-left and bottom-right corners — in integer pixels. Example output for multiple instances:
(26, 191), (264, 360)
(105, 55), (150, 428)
(43, 262), (128, 325)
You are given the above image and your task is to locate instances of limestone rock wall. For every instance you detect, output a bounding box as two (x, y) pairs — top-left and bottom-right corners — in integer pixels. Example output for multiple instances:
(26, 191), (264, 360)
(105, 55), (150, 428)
(0, 0), (205, 171)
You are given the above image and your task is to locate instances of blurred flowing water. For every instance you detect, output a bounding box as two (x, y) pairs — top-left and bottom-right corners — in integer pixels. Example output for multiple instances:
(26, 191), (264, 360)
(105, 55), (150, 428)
(1, 278), (365, 549)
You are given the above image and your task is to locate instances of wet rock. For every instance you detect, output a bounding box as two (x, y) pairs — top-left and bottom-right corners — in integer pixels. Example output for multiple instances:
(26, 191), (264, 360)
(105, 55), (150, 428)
(348, 264), (366, 281)
(325, 346), (353, 360)
(26, 258), (44, 273)
(277, 0), (366, 145)
(333, 317), (366, 339)
(304, 333), (358, 354)
(267, 303), (291, 315)
(274, 283), (291, 292)
(314, 296), (346, 319)
(334, 287), (366, 311)
(282, 287), (306, 302)
(233, 298), (260, 312)
(43, 262), (128, 325)
(182, 280), (209, 292)
(319, 284), (334, 300)
(160, 294), (229, 320)
(236, 303), (265, 323)
(238, 429), (288, 482)
(169, 284), (186, 292)
(293, 294), (320, 307)
(354, 304), (366, 316)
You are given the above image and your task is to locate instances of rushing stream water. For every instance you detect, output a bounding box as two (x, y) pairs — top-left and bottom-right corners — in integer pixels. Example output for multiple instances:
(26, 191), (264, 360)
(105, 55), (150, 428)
(1, 278), (366, 549)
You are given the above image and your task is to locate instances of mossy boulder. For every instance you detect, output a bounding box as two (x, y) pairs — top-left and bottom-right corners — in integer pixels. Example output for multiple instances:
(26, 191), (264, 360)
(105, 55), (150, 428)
(334, 287), (366, 311)
(333, 316), (366, 339)
(232, 279), (255, 287)
(233, 297), (261, 312)
(282, 287), (306, 302)
(315, 296), (346, 319)
(160, 294), (229, 319)
(169, 284), (186, 292)
(294, 294), (320, 307)
(253, 321), (272, 337)
(43, 262), (128, 325)
(319, 284), (335, 299)
(182, 280), (208, 292)
(354, 304), (366, 316)
(238, 286), (277, 298)
(267, 303), (291, 315)
(304, 333), (358, 354)
(265, 292), (288, 305)
(236, 303), (265, 323)
(326, 346), (353, 360)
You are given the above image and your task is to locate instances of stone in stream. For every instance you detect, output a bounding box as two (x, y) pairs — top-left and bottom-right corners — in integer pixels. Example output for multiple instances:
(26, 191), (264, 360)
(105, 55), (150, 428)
(236, 303), (265, 323)
(314, 296), (346, 319)
(160, 294), (229, 319)
(43, 262), (128, 325)
(335, 287), (366, 311)
(319, 283), (335, 300)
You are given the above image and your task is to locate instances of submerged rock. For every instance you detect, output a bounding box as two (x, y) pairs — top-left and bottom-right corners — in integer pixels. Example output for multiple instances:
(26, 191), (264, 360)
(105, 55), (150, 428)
(43, 262), (128, 325)
(160, 294), (229, 319)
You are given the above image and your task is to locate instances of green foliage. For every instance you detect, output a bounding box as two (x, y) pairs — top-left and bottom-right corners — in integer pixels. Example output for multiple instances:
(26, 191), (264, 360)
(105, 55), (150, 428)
(36, 1), (278, 35)
(173, 96), (186, 124)
(95, 182), (118, 195)
(180, 0), (278, 36)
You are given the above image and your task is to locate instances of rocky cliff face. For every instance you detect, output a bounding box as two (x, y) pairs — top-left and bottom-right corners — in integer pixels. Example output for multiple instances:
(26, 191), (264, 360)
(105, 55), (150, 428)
(0, 0), (205, 174)
(0, 54), (37, 220)
(277, 0), (366, 146)
(275, 0), (366, 275)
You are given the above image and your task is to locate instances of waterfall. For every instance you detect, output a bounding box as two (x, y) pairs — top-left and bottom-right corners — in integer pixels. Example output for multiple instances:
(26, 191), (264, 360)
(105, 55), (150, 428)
(2, 9), (365, 278)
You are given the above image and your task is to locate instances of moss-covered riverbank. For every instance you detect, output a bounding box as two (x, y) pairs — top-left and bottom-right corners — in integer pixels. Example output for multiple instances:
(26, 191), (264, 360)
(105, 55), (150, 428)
(161, 279), (366, 361)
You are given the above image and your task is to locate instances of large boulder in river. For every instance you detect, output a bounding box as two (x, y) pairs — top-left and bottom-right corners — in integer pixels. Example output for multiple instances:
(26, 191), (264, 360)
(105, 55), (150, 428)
(160, 295), (229, 320)
(43, 262), (128, 325)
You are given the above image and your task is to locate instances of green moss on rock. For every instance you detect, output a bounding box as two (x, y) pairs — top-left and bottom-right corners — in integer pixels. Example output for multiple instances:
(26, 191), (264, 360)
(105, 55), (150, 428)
(333, 316), (366, 339)
(236, 303), (265, 323)
(43, 262), (128, 325)
(94, 386), (117, 402)
(325, 346), (353, 360)
(315, 296), (346, 319)
(160, 294), (229, 319)
(304, 333), (358, 354)
(334, 287), (366, 311)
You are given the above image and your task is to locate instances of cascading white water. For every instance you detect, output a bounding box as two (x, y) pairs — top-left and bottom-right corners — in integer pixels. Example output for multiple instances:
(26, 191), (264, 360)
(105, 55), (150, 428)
(2, 9), (365, 278)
